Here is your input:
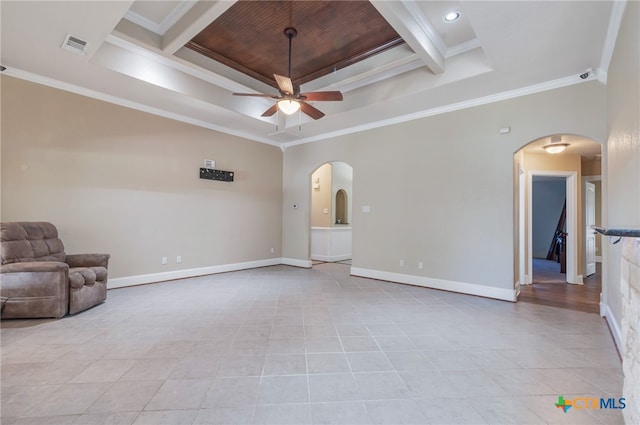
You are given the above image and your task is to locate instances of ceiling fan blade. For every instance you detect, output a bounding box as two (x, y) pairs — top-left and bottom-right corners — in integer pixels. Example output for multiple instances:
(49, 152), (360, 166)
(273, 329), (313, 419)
(301, 91), (343, 101)
(233, 93), (276, 98)
(300, 101), (325, 120)
(274, 74), (294, 95)
(261, 104), (279, 117)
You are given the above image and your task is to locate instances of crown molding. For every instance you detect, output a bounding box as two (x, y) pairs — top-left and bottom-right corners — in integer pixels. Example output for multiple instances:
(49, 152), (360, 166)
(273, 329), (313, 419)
(4, 67), (281, 147)
(599, 0), (627, 78)
(283, 73), (595, 148)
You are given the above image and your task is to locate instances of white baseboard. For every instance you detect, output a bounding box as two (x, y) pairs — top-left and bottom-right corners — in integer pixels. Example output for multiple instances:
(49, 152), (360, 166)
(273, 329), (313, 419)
(281, 258), (312, 268)
(350, 267), (517, 302)
(108, 258), (282, 289)
(569, 274), (584, 285)
(310, 254), (351, 262)
(602, 302), (623, 356)
(108, 259), (515, 303)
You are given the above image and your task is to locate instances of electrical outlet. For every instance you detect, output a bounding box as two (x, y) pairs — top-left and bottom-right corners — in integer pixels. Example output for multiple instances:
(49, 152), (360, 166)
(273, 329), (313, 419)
(418, 262), (424, 269)
(177, 255), (182, 263)
(400, 259), (405, 267)
(161, 257), (167, 265)
(270, 247), (275, 254)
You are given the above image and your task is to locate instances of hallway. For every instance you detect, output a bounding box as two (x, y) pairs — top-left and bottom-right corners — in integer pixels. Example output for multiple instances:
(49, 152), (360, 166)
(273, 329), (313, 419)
(519, 259), (602, 314)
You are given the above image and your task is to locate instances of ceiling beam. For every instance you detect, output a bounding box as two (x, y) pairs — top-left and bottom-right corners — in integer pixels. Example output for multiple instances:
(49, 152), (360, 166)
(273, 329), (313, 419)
(371, 0), (445, 74)
(161, 0), (236, 54)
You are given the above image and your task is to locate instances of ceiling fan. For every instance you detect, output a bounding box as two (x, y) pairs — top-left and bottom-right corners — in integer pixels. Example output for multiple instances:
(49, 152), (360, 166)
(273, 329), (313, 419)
(233, 27), (343, 120)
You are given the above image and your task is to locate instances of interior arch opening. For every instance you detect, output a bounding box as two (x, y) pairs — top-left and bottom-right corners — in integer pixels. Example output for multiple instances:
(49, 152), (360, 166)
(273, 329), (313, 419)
(513, 133), (603, 314)
(309, 161), (353, 265)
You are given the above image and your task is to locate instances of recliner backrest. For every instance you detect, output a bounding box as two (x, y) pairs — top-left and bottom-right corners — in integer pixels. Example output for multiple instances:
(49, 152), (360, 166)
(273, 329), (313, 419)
(0, 222), (66, 265)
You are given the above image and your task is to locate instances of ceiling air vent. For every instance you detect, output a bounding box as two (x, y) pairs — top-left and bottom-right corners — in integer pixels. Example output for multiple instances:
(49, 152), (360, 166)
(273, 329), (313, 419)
(61, 34), (88, 55)
(268, 130), (300, 142)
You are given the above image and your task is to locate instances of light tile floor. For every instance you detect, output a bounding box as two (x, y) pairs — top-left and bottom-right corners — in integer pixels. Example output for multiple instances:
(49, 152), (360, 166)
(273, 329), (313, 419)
(1, 263), (624, 424)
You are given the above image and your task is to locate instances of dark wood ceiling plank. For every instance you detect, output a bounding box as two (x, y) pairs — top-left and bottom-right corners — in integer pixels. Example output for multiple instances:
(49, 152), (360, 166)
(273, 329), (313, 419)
(186, 0), (402, 88)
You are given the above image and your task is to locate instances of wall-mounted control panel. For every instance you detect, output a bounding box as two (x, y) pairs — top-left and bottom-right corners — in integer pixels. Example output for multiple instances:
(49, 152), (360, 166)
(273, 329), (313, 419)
(199, 168), (234, 182)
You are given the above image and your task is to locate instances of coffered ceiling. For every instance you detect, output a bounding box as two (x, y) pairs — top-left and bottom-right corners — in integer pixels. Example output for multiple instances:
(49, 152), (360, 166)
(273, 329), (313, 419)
(0, 1), (624, 149)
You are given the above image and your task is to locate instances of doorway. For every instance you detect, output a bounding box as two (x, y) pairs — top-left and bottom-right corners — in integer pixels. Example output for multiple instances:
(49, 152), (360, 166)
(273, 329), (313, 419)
(531, 175), (567, 284)
(527, 170), (578, 285)
(583, 176), (602, 277)
(514, 134), (604, 314)
(309, 161), (353, 265)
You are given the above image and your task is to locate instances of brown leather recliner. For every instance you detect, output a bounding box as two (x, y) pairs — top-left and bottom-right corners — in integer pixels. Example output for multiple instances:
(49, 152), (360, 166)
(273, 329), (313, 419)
(0, 222), (110, 318)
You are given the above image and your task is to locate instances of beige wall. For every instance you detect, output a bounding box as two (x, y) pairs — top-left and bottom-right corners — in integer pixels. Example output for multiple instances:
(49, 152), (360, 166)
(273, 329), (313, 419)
(1, 76), (283, 279)
(605, 0), (640, 338)
(310, 163), (332, 227)
(283, 82), (607, 293)
(605, 2), (639, 422)
(582, 157), (602, 176)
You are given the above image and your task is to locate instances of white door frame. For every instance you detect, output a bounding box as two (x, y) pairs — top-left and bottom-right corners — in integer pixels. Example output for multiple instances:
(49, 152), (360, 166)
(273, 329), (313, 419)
(584, 180), (597, 277)
(527, 170), (581, 285)
(517, 165), (525, 293)
(582, 175), (602, 269)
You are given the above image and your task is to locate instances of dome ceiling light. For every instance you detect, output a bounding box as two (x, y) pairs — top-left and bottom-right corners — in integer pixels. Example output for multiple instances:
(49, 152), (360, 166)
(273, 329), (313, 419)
(543, 137), (570, 154)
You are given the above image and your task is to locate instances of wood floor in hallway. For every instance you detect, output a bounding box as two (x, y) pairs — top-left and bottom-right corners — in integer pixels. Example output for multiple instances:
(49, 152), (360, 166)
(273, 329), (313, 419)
(518, 259), (602, 314)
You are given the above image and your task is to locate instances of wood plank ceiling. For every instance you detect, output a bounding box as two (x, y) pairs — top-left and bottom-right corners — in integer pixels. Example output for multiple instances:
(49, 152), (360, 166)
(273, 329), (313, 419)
(185, 0), (403, 88)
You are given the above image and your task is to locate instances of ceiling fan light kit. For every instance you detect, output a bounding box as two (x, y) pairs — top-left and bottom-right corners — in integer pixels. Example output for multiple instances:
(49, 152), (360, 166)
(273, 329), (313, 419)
(233, 27), (343, 122)
(278, 99), (300, 115)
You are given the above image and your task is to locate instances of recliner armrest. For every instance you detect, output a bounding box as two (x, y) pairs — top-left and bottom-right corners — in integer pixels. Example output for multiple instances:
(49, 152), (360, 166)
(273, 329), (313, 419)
(0, 261), (70, 318)
(0, 261), (69, 273)
(65, 254), (110, 269)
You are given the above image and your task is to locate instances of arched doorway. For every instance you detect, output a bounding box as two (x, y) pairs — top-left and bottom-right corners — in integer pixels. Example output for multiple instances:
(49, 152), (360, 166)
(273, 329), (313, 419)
(514, 134), (604, 314)
(309, 161), (353, 264)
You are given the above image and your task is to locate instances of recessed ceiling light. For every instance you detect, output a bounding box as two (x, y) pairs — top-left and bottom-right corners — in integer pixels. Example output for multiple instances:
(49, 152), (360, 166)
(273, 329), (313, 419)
(444, 11), (461, 22)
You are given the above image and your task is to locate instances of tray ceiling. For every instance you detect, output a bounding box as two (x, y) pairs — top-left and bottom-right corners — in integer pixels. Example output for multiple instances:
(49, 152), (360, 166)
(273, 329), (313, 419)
(0, 0), (622, 150)
(186, 1), (403, 88)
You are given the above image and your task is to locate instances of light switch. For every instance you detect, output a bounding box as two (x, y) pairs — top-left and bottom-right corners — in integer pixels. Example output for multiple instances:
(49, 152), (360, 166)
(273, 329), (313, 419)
(362, 205), (371, 213)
